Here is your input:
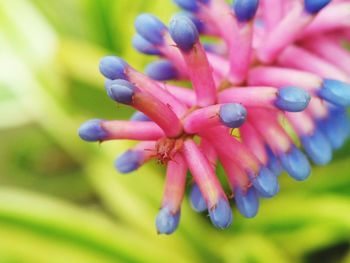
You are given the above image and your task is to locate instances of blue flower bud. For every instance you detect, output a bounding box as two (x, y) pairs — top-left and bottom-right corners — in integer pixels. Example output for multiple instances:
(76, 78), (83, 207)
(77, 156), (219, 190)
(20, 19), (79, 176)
(173, 0), (199, 12)
(249, 167), (279, 198)
(99, 56), (128, 80)
(301, 129), (332, 165)
(233, 0), (259, 22)
(106, 79), (136, 105)
(145, 60), (179, 81)
(178, 11), (205, 33)
(266, 146), (283, 177)
(219, 103), (247, 128)
(115, 150), (143, 173)
(319, 107), (350, 149)
(208, 198), (233, 229)
(234, 187), (259, 218)
(155, 207), (181, 235)
(304, 0), (332, 14)
(169, 15), (199, 52)
(132, 34), (161, 55)
(130, 111), (151, 122)
(319, 79), (350, 107)
(275, 86), (311, 112)
(189, 184), (207, 212)
(280, 146), (311, 181)
(135, 14), (167, 45)
(78, 119), (108, 142)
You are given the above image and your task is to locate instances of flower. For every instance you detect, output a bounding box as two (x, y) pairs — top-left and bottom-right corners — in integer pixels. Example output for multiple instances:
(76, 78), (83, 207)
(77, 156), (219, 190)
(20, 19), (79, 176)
(79, 0), (350, 235)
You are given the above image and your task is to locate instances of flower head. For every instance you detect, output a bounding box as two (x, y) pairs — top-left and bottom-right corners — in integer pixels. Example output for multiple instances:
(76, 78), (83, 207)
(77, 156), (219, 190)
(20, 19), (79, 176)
(79, 0), (350, 234)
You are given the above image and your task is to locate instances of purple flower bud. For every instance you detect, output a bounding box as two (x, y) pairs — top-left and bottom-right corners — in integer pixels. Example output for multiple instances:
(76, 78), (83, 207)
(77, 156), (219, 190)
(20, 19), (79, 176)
(115, 150), (143, 173)
(106, 79), (136, 105)
(132, 34), (161, 55)
(78, 119), (108, 142)
(280, 146), (311, 181)
(304, 0), (332, 14)
(155, 207), (181, 235)
(234, 187), (259, 218)
(189, 183), (207, 212)
(145, 60), (178, 81)
(169, 15), (199, 52)
(99, 56), (128, 80)
(219, 103), (247, 128)
(208, 198), (233, 229)
(249, 167), (279, 198)
(301, 129), (332, 165)
(275, 86), (311, 112)
(135, 14), (167, 45)
(319, 79), (350, 107)
(233, 0), (259, 22)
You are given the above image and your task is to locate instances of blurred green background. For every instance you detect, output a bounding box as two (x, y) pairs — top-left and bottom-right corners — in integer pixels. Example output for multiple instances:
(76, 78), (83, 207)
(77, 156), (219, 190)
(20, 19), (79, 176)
(0, 1), (350, 262)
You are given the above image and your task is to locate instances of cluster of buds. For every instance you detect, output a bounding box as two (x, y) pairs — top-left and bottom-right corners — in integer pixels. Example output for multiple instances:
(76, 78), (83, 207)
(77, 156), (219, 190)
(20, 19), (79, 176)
(79, 0), (350, 234)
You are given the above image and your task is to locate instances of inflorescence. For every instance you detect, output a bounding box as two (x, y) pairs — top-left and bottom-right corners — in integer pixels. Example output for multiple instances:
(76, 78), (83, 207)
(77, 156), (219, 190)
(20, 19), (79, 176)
(79, 0), (350, 234)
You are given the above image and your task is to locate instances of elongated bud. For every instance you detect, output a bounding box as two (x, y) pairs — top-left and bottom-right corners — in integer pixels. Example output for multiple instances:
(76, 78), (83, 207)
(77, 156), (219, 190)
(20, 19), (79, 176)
(189, 184), (207, 212)
(115, 150), (144, 173)
(280, 146), (311, 181)
(319, 79), (350, 107)
(233, 0), (259, 22)
(300, 129), (332, 165)
(79, 120), (164, 142)
(208, 198), (233, 229)
(78, 119), (108, 142)
(234, 187), (259, 218)
(275, 86), (311, 112)
(135, 14), (167, 45)
(99, 56), (128, 80)
(169, 15), (199, 52)
(219, 104), (247, 128)
(145, 60), (179, 81)
(156, 207), (180, 235)
(249, 167), (279, 198)
(132, 34), (161, 55)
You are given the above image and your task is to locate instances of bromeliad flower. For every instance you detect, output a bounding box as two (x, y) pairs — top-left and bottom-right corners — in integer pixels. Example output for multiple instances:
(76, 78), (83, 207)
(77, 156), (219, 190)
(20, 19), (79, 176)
(79, 0), (350, 234)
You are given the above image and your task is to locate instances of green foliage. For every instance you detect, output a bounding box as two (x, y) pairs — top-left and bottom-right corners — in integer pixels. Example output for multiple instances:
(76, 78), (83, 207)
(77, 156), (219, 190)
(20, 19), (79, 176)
(0, 0), (349, 262)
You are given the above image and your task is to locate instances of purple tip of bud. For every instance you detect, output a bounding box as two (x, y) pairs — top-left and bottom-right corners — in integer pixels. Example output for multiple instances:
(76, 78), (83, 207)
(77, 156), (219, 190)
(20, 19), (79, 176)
(173, 0), (209, 12)
(209, 198), (233, 229)
(132, 34), (161, 55)
(178, 11), (205, 33)
(280, 146), (311, 181)
(135, 14), (167, 46)
(145, 60), (179, 81)
(234, 187), (259, 218)
(319, 79), (350, 107)
(301, 129), (332, 165)
(233, 0), (259, 22)
(130, 111), (151, 122)
(275, 86), (311, 112)
(249, 167), (279, 198)
(266, 146), (283, 177)
(106, 79), (136, 105)
(189, 184), (207, 212)
(318, 107), (350, 149)
(304, 0), (332, 14)
(169, 15), (199, 52)
(78, 119), (108, 142)
(115, 150), (143, 173)
(155, 207), (181, 235)
(99, 56), (128, 80)
(219, 103), (247, 128)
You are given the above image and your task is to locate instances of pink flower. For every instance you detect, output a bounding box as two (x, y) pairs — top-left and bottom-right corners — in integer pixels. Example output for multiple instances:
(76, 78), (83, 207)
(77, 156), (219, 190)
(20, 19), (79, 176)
(79, 0), (350, 234)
